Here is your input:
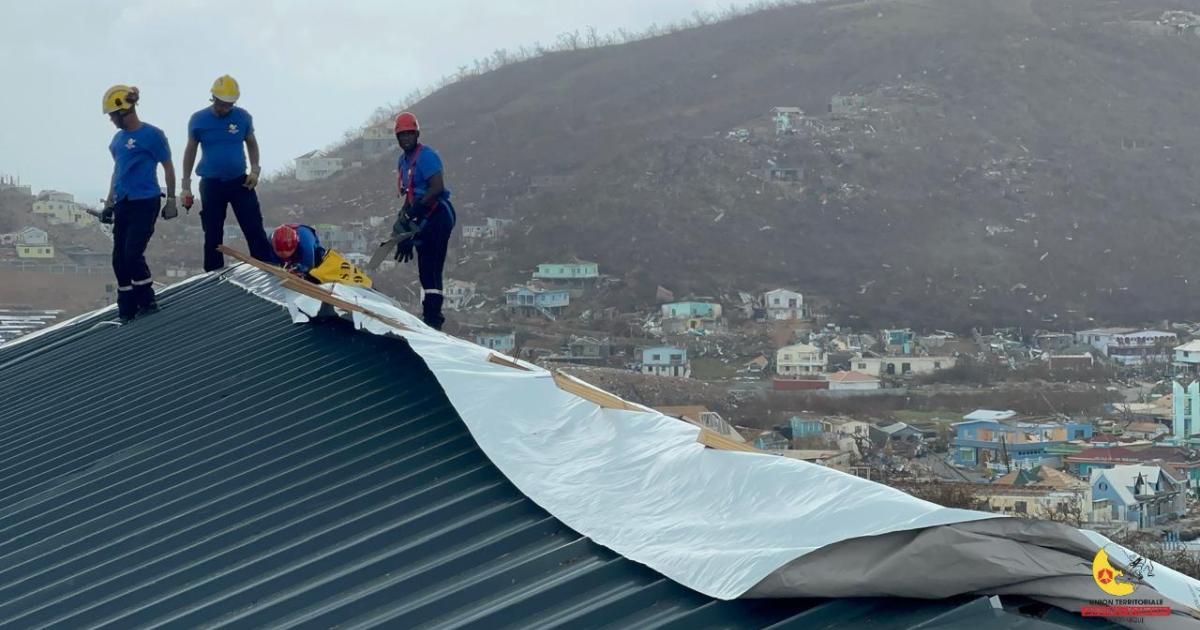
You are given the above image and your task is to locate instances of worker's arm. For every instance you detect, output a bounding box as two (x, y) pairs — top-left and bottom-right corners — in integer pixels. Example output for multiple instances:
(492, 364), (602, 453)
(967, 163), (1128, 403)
(246, 132), (261, 174)
(243, 133), (263, 189)
(296, 241), (315, 273)
(181, 137), (198, 188)
(418, 172), (444, 209)
(162, 159), (176, 198)
(104, 168), (116, 208)
(159, 159), (179, 219)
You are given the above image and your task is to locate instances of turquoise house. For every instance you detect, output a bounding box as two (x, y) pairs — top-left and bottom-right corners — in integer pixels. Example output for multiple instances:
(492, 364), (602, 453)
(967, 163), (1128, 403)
(533, 262), (599, 281)
(789, 416), (823, 438)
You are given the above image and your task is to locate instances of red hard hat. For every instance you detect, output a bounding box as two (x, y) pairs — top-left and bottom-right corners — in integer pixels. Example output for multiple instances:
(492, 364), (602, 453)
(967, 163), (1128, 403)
(272, 224), (299, 259)
(394, 111), (419, 133)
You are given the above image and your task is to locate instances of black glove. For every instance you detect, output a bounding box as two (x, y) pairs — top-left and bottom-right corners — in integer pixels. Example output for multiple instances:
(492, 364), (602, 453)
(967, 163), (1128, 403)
(392, 214), (418, 239)
(395, 237), (415, 263)
(99, 206), (115, 224)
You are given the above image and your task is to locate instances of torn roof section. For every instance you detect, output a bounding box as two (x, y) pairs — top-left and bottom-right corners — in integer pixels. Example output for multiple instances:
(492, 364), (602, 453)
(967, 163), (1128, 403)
(0, 272), (1107, 628)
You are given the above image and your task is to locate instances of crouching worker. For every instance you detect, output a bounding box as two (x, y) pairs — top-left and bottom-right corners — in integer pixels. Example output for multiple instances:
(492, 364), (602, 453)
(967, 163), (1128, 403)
(270, 224), (372, 288)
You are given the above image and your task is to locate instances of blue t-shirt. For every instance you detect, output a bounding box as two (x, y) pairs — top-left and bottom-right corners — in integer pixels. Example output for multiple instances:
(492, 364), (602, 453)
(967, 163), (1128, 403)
(285, 225), (323, 273)
(189, 106), (254, 180)
(109, 123), (170, 201)
(397, 144), (451, 208)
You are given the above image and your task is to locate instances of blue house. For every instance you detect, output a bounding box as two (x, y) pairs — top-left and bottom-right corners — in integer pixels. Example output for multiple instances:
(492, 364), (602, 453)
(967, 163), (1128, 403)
(1171, 380), (1200, 446)
(1091, 465), (1187, 528)
(639, 346), (690, 378)
(951, 417), (1092, 471)
(505, 285), (570, 319)
(788, 416), (824, 439)
(752, 431), (789, 451)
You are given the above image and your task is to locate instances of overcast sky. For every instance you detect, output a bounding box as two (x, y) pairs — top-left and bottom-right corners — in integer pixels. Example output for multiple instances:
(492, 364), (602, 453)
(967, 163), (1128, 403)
(1, 0), (758, 203)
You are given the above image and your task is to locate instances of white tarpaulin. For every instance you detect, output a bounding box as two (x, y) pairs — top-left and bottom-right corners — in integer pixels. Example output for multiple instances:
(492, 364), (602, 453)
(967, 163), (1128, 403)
(224, 266), (1200, 626)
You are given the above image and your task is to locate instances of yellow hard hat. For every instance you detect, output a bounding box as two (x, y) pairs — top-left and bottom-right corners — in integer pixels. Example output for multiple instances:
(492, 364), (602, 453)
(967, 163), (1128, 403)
(211, 75), (240, 103)
(102, 84), (138, 115)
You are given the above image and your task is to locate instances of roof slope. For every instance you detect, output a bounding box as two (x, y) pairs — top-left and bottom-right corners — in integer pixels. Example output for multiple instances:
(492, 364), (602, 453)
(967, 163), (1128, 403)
(0, 276), (1105, 628)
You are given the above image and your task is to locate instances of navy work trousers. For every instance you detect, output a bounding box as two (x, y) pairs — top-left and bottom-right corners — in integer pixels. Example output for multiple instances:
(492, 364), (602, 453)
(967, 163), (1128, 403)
(416, 200), (456, 330)
(111, 196), (159, 319)
(199, 175), (277, 271)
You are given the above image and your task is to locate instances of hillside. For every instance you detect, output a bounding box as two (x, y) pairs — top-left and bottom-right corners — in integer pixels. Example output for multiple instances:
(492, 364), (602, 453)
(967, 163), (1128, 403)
(261, 0), (1200, 330)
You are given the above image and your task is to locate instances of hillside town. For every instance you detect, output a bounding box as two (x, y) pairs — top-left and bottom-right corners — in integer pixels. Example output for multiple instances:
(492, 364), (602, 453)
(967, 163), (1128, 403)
(14, 0), (1200, 624)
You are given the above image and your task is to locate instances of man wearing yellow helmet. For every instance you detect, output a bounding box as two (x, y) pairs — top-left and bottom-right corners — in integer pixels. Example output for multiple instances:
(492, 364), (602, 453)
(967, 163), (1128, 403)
(181, 74), (276, 271)
(101, 84), (177, 322)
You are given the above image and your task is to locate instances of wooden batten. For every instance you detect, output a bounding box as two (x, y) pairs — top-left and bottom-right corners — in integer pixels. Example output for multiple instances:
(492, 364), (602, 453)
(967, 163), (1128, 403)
(217, 245), (292, 281)
(551, 371), (643, 412)
(219, 245), (411, 331)
(487, 353), (532, 371)
(697, 428), (762, 454)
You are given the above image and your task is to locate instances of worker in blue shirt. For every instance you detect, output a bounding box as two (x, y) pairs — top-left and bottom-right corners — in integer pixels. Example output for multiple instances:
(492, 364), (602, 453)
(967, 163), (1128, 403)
(101, 85), (178, 322)
(180, 75), (276, 271)
(271, 223), (373, 288)
(392, 111), (456, 330)
(271, 224), (326, 277)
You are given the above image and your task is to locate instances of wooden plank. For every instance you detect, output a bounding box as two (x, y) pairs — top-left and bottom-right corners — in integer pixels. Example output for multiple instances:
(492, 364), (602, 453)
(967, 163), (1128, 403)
(218, 244), (412, 332)
(217, 244), (292, 281)
(549, 370), (761, 454)
(697, 428), (763, 454)
(487, 353), (532, 371)
(551, 370), (644, 412)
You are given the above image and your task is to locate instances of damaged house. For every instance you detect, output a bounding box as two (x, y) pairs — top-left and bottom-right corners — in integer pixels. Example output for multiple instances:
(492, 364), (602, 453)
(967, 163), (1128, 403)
(505, 284), (569, 320)
(660, 301), (722, 334)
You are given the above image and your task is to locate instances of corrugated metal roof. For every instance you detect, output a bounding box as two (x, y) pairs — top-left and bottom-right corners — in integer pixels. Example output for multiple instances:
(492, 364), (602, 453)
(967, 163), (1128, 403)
(0, 275), (1117, 628)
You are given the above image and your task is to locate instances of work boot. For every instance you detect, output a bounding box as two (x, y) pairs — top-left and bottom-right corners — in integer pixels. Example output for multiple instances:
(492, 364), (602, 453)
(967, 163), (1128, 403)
(422, 293), (445, 331)
(117, 289), (137, 322)
(133, 283), (158, 315)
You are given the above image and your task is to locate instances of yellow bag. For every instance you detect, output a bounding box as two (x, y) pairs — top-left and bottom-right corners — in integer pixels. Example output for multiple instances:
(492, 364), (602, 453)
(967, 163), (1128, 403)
(308, 249), (373, 288)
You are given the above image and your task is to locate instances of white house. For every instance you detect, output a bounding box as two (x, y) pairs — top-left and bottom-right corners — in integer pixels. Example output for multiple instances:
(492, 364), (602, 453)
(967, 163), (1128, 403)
(763, 289), (804, 320)
(445, 279), (476, 311)
(1123, 421), (1169, 441)
(775, 343), (825, 378)
(770, 107), (805, 135)
(1077, 328), (1177, 366)
(827, 370), (880, 391)
(852, 355), (955, 377)
(640, 346), (690, 378)
(821, 417), (873, 440)
(461, 225), (496, 240)
(486, 217), (513, 233)
(963, 409), (1018, 423)
(1174, 340), (1200, 374)
(17, 226), (48, 245)
(295, 151), (344, 181)
(475, 331), (516, 353)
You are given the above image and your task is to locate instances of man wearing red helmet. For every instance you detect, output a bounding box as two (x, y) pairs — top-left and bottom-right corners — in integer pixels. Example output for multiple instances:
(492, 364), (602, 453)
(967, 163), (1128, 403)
(392, 111), (456, 330)
(270, 224), (325, 277)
